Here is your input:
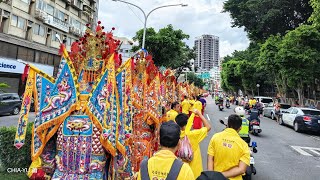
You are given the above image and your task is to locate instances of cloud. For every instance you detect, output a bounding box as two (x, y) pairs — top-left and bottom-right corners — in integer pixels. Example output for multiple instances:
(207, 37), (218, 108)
(98, 0), (249, 57)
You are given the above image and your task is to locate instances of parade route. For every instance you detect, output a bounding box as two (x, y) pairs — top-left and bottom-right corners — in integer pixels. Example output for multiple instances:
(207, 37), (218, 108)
(201, 97), (320, 180)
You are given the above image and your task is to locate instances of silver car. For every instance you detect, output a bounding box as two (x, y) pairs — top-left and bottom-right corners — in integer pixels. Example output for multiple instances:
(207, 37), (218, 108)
(263, 103), (291, 120)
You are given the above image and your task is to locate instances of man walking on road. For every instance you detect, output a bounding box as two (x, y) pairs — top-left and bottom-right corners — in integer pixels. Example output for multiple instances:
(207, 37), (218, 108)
(207, 114), (250, 180)
(137, 121), (195, 180)
(176, 110), (211, 178)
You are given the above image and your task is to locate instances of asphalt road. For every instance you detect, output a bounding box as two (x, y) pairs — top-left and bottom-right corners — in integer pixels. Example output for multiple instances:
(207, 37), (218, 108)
(201, 96), (320, 180)
(0, 112), (35, 127)
(1, 97), (320, 179)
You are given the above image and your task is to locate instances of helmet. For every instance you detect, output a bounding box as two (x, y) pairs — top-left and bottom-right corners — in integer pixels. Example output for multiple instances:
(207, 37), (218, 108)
(234, 106), (245, 116)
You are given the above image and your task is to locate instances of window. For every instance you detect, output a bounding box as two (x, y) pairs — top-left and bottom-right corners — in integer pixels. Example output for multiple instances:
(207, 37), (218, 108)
(11, 15), (17, 26)
(11, 15), (25, 29)
(33, 24), (45, 36)
(54, 9), (64, 21)
(36, 0), (46, 10)
(66, 37), (71, 46)
(20, 0), (29, 4)
(46, 4), (54, 15)
(52, 31), (60, 41)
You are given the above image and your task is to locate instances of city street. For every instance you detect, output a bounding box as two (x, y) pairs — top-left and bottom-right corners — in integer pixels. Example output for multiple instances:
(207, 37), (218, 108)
(201, 96), (320, 180)
(0, 113), (35, 127)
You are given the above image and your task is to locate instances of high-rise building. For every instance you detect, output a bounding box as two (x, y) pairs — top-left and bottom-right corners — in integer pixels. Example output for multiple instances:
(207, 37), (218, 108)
(0, 0), (98, 94)
(114, 36), (134, 60)
(194, 34), (219, 70)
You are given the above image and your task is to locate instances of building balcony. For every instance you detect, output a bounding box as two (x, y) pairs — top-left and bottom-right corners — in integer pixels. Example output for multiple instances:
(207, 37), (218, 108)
(2, 0), (12, 5)
(69, 26), (81, 36)
(44, 14), (69, 33)
(35, 9), (48, 22)
(71, 0), (82, 11)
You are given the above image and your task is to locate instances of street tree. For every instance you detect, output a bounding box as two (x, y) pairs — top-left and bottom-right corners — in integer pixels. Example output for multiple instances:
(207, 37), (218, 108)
(186, 72), (205, 88)
(132, 25), (193, 74)
(259, 35), (288, 99)
(278, 25), (320, 104)
(223, 0), (313, 41)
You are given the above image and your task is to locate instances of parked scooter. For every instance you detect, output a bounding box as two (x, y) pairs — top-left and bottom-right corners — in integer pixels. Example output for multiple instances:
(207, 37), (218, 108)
(219, 120), (257, 180)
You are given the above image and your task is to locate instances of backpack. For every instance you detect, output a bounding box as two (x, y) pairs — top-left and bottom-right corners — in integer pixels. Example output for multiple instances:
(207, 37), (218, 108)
(177, 135), (193, 162)
(140, 158), (183, 180)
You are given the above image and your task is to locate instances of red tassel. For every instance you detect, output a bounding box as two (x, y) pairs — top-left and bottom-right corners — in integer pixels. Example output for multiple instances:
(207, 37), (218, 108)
(59, 44), (66, 55)
(21, 65), (30, 83)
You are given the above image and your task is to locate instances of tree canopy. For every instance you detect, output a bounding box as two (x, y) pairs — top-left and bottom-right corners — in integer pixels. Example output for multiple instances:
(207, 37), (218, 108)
(223, 0), (313, 41)
(132, 24), (194, 76)
(186, 72), (205, 88)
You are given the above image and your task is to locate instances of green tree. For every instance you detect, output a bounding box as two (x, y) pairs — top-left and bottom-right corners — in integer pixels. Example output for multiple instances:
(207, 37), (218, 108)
(259, 35), (287, 98)
(223, 0), (313, 41)
(132, 25), (192, 73)
(278, 25), (320, 104)
(0, 83), (9, 93)
(309, 0), (320, 27)
(186, 72), (205, 88)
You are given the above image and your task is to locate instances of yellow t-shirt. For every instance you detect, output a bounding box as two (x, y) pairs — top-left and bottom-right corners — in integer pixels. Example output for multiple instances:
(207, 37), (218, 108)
(181, 114), (208, 178)
(181, 99), (191, 114)
(191, 101), (202, 116)
(166, 109), (178, 122)
(137, 150), (195, 180)
(207, 128), (250, 180)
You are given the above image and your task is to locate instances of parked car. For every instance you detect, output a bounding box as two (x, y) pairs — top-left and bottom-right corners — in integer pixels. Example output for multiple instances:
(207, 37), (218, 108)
(263, 103), (291, 120)
(279, 107), (320, 133)
(0, 93), (22, 115)
(254, 96), (274, 108)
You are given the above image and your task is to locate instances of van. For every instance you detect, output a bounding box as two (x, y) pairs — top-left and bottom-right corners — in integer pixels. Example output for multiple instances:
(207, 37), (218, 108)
(254, 96), (274, 108)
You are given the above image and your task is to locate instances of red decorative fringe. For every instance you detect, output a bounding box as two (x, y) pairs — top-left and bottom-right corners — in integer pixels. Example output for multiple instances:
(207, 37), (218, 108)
(22, 65), (30, 83)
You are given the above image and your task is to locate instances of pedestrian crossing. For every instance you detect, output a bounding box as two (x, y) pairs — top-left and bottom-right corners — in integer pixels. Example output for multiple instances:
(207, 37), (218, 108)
(291, 146), (320, 157)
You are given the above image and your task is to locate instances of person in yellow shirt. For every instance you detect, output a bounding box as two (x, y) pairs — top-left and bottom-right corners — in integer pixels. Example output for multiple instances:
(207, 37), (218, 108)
(176, 109), (211, 178)
(137, 121), (195, 180)
(207, 114), (250, 180)
(192, 96), (203, 129)
(181, 96), (191, 115)
(166, 101), (180, 121)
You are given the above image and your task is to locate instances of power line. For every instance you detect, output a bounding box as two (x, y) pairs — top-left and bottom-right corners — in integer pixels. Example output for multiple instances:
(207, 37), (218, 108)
(126, 4), (144, 25)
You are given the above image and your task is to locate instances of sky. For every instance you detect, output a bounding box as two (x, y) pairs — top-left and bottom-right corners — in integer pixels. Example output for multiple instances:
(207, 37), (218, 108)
(98, 0), (250, 57)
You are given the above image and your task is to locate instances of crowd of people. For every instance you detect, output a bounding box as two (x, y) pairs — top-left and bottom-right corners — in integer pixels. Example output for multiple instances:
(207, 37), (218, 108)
(137, 95), (251, 180)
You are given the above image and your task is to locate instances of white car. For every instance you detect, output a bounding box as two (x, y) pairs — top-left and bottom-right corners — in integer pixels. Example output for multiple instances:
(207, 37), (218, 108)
(254, 96), (273, 108)
(279, 107), (320, 132)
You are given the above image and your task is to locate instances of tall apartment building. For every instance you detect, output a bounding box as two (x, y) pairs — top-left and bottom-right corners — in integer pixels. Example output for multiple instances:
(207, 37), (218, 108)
(0, 0), (98, 94)
(194, 34), (219, 71)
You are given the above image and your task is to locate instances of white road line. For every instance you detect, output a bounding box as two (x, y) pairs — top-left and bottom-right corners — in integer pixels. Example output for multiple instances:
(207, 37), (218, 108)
(291, 146), (313, 156)
(309, 149), (320, 156)
(206, 114), (211, 121)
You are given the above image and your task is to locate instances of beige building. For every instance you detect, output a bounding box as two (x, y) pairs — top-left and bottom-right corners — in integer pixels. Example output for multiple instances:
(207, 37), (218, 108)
(0, 0), (98, 94)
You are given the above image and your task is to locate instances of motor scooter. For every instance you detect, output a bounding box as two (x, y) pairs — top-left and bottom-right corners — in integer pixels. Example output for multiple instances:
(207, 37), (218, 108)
(218, 103), (224, 111)
(219, 120), (257, 180)
(226, 100), (230, 109)
(250, 120), (262, 136)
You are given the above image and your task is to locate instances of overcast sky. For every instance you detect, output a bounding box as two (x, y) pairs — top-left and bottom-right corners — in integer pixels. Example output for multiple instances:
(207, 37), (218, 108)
(98, 0), (249, 57)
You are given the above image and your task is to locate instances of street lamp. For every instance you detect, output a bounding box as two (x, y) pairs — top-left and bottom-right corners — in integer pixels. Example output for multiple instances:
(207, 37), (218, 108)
(112, 0), (188, 49)
(256, 84), (260, 96)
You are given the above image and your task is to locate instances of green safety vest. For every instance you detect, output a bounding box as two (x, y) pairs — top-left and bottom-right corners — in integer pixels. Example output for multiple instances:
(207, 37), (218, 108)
(239, 117), (249, 137)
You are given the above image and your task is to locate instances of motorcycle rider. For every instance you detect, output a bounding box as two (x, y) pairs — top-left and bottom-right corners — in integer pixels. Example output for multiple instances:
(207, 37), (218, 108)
(248, 105), (260, 131)
(235, 106), (250, 144)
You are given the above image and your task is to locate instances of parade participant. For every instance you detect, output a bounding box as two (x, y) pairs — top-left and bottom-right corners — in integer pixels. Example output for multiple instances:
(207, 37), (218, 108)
(181, 95), (191, 115)
(235, 106), (250, 144)
(192, 96), (203, 129)
(137, 121), (195, 180)
(166, 101), (180, 122)
(207, 114), (250, 180)
(199, 95), (207, 114)
(176, 110), (211, 178)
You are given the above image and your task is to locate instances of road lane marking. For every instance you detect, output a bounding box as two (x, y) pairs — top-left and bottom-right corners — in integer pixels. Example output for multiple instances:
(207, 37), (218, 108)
(291, 146), (320, 157)
(206, 114), (211, 121)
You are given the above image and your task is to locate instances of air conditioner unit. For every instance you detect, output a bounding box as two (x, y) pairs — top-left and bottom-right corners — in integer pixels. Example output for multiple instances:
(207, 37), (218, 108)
(2, 10), (10, 19)
(27, 20), (33, 28)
